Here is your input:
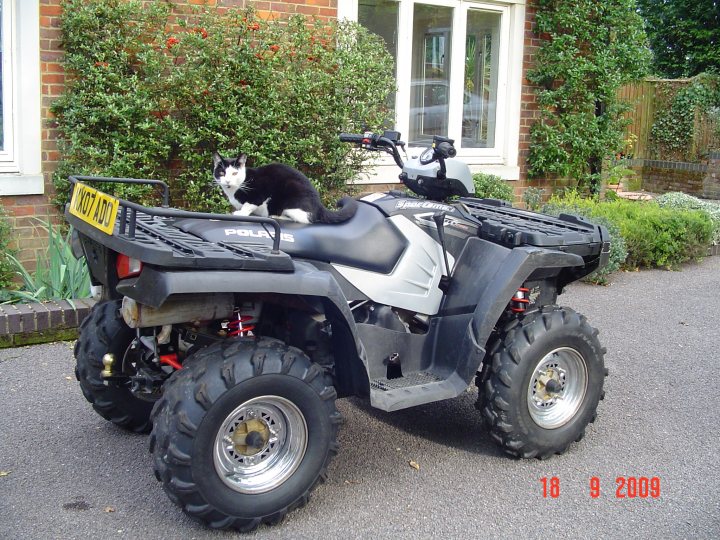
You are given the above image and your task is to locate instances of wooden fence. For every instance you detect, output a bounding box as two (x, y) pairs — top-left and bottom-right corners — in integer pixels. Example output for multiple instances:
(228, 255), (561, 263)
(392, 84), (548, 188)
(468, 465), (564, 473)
(618, 78), (718, 161)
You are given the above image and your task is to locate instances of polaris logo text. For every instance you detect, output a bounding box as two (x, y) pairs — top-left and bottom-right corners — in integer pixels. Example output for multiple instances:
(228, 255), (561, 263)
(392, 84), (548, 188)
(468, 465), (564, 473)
(224, 229), (295, 243)
(395, 200), (454, 212)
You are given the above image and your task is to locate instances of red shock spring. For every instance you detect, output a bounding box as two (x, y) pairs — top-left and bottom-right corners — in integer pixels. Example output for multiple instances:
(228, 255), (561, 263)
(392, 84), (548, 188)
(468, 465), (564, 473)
(510, 287), (530, 313)
(227, 315), (256, 337)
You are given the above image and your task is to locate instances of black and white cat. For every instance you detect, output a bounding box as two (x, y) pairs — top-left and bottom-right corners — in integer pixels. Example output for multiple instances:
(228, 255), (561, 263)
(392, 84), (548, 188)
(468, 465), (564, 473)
(213, 153), (357, 224)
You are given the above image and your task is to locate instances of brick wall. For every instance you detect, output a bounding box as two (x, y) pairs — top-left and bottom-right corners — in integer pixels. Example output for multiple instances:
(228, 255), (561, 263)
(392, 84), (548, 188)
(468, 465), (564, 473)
(0, 0), (338, 274)
(516, 1), (541, 202)
(640, 156), (720, 200)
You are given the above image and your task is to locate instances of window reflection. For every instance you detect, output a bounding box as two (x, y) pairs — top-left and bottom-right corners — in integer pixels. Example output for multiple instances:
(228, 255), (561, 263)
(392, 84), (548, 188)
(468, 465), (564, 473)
(463, 10), (500, 148)
(358, 0), (399, 118)
(409, 5), (453, 146)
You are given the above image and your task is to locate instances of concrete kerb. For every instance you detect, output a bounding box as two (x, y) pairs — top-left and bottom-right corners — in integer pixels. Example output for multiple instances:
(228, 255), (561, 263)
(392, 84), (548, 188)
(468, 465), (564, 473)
(0, 298), (96, 348)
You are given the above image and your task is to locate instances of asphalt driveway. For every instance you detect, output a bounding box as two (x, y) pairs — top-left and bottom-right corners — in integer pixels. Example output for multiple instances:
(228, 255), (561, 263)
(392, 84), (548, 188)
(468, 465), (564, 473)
(1, 257), (719, 539)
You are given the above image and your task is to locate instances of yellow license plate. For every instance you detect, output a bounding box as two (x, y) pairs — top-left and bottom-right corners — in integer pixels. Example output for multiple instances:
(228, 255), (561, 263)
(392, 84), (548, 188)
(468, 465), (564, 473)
(69, 182), (120, 235)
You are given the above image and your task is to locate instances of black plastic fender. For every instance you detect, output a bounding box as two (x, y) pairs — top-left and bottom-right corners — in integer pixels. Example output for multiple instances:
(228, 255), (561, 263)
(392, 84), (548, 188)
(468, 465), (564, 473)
(117, 261), (365, 357)
(433, 238), (586, 385)
(117, 261), (371, 397)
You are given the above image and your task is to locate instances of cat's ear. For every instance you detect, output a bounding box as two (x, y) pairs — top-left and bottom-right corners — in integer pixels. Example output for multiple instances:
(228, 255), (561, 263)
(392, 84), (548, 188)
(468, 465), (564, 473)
(237, 154), (247, 167)
(213, 151), (223, 168)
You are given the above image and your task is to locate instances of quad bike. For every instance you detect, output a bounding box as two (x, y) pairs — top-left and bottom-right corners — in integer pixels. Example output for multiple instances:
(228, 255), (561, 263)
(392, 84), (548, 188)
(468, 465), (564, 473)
(66, 132), (610, 531)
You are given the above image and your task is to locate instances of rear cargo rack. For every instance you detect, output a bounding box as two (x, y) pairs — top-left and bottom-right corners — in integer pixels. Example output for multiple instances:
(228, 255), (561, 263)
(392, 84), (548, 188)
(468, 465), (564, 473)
(459, 197), (605, 252)
(65, 175), (293, 272)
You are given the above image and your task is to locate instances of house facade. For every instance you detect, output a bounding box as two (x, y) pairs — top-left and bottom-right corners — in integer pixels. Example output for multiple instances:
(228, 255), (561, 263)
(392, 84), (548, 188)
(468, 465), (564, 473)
(0, 0), (539, 271)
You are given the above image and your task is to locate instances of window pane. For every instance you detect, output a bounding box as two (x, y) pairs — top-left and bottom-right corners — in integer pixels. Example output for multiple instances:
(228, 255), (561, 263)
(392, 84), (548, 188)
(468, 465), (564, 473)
(358, 0), (399, 119)
(409, 4), (453, 146)
(463, 10), (500, 148)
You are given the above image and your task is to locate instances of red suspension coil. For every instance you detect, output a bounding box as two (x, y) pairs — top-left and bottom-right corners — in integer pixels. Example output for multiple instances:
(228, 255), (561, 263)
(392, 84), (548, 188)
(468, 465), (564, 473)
(510, 287), (530, 313)
(227, 315), (256, 337)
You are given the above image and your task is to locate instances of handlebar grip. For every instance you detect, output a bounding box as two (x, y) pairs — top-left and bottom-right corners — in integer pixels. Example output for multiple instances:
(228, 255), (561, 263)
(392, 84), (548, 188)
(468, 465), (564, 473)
(339, 133), (365, 143)
(436, 142), (457, 159)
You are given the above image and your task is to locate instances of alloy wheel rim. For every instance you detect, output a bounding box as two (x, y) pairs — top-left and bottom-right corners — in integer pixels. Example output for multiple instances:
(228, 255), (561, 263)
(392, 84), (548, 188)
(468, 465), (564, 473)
(526, 347), (588, 429)
(213, 395), (308, 494)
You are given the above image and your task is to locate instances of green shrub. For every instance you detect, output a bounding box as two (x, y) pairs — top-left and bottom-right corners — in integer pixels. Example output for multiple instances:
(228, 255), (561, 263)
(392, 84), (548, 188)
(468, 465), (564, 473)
(656, 192), (720, 245)
(472, 173), (514, 202)
(0, 206), (15, 296)
(52, 1), (395, 212)
(3, 221), (91, 304)
(527, 0), (649, 190)
(522, 186), (545, 211)
(544, 191), (713, 270)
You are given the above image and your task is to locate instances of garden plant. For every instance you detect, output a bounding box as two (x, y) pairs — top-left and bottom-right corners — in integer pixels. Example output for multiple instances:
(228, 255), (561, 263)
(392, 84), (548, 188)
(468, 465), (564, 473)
(52, 0), (395, 212)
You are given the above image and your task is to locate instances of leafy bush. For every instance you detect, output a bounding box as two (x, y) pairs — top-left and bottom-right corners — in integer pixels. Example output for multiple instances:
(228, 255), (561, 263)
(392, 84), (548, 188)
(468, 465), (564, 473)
(649, 75), (720, 162)
(472, 173), (514, 202)
(52, 1), (395, 212)
(522, 186), (545, 211)
(0, 206), (16, 296)
(544, 191), (713, 270)
(656, 192), (720, 245)
(527, 0), (650, 190)
(3, 221), (91, 304)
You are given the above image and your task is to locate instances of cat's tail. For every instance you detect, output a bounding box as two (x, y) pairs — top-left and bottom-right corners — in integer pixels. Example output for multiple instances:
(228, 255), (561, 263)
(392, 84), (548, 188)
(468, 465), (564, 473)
(314, 197), (358, 224)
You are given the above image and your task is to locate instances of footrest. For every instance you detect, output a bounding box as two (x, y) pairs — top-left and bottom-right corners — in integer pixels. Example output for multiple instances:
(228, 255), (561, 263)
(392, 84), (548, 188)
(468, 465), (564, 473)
(369, 371), (468, 412)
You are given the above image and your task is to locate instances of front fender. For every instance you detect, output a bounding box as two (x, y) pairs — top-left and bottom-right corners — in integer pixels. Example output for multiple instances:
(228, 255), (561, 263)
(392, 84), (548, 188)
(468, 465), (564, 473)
(434, 239), (587, 384)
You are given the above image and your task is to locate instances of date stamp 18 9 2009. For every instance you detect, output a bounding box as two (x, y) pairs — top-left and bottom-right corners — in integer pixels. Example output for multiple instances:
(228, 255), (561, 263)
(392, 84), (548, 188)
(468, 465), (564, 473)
(540, 476), (661, 499)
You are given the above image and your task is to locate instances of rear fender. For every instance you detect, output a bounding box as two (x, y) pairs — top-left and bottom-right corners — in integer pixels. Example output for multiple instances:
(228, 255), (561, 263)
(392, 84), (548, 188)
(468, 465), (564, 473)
(116, 261), (370, 395)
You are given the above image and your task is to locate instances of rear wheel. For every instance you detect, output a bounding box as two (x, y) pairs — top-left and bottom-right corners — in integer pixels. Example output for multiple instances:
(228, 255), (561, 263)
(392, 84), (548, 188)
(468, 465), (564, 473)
(150, 337), (341, 531)
(74, 300), (155, 433)
(479, 306), (607, 459)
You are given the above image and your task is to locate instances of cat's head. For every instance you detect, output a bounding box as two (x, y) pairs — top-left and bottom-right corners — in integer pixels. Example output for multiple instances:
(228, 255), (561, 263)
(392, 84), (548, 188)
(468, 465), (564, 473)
(213, 152), (247, 189)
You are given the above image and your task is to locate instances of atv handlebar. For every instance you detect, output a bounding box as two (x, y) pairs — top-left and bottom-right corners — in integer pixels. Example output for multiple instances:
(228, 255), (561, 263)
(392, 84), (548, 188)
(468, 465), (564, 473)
(340, 132), (458, 173)
(339, 131), (405, 169)
(436, 141), (457, 159)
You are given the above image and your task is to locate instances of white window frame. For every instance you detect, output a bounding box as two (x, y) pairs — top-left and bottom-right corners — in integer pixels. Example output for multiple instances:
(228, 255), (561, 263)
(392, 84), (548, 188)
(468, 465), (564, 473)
(0, 0), (42, 195)
(339, 0), (525, 183)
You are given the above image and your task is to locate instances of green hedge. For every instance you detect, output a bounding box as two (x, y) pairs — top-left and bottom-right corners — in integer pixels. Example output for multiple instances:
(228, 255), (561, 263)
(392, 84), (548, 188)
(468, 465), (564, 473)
(544, 191), (712, 271)
(472, 173), (514, 202)
(656, 192), (720, 245)
(52, 1), (395, 211)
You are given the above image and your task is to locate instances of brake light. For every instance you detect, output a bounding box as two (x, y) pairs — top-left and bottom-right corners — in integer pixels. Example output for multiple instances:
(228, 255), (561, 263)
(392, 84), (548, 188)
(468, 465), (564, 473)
(116, 254), (143, 279)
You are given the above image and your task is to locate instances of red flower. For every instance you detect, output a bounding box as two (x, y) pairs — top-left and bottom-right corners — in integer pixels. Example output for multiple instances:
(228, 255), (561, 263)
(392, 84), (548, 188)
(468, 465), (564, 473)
(150, 110), (169, 119)
(255, 53), (264, 60)
(239, 80), (249, 88)
(94, 61), (109, 68)
(247, 22), (260, 31)
(269, 44), (280, 52)
(193, 27), (209, 39)
(166, 37), (180, 50)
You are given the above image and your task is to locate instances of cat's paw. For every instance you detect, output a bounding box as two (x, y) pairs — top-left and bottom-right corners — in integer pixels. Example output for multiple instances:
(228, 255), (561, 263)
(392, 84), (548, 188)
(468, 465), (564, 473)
(232, 210), (247, 216)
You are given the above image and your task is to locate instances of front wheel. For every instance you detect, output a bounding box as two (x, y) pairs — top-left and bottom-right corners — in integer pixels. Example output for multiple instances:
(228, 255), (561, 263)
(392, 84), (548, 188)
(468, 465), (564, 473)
(150, 337), (341, 532)
(479, 306), (607, 459)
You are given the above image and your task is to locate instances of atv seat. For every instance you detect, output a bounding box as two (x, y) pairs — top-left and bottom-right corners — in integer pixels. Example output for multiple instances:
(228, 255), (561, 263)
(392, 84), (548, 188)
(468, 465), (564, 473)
(175, 201), (407, 274)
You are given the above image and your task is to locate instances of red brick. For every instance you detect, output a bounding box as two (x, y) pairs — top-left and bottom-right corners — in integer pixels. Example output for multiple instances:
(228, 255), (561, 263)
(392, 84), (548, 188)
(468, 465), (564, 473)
(40, 4), (63, 16)
(42, 73), (64, 84)
(10, 206), (39, 217)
